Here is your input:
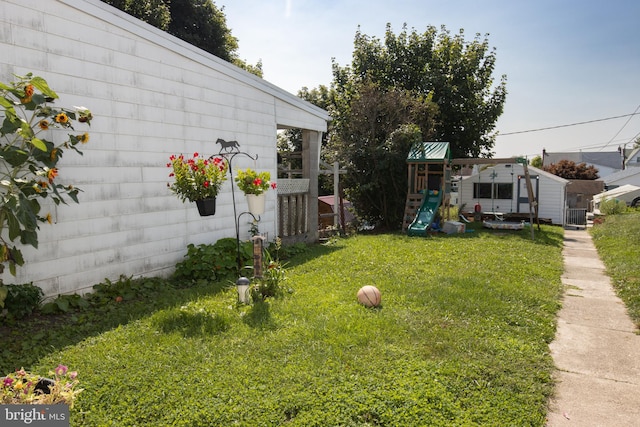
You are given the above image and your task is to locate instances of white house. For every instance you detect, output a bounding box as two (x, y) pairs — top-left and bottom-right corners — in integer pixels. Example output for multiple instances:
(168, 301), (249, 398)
(624, 146), (640, 169)
(543, 151), (623, 178)
(458, 163), (568, 225)
(603, 167), (640, 189)
(0, 0), (329, 297)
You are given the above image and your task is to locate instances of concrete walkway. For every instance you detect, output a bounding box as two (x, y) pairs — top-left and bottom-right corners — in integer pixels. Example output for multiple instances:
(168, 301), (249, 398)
(546, 229), (640, 426)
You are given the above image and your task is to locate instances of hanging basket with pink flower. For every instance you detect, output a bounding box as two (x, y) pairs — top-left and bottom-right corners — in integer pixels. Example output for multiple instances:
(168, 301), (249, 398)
(167, 152), (229, 216)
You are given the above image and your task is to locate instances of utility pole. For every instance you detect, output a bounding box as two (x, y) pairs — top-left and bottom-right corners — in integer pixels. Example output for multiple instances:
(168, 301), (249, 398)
(618, 145), (626, 170)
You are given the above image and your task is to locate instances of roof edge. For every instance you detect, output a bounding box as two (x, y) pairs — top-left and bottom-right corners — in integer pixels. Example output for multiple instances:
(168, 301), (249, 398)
(60, 0), (330, 122)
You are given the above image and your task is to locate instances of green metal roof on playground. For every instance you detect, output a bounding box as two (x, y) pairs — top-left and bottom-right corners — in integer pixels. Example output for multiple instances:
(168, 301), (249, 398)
(406, 142), (451, 163)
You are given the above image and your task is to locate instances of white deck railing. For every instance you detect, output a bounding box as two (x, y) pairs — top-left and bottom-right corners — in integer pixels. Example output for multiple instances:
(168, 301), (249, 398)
(565, 208), (587, 228)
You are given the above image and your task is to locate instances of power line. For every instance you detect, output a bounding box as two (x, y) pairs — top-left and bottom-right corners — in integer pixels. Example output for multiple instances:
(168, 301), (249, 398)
(499, 131), (639, 160)
(498, 112), (640, 136)
(625, 129), (640, 146)
(566, 136), (636, 152)
(598, 104), (640, 151)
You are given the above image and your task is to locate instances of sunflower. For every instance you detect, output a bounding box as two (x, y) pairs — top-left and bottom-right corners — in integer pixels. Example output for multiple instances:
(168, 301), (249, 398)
(78, 132), (90, 143)
(54, 112), (69, 124)
(20, 84), (35, 103)
(47, 168), (58, 183)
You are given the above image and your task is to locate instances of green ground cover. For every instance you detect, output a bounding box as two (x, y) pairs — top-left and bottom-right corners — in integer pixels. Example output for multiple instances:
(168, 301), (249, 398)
(590, 211), (640, 327)
(2, 223), (565, 426)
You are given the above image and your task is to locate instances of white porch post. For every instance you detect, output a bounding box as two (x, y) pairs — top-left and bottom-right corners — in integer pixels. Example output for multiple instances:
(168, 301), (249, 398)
(303, 130), (321, 242)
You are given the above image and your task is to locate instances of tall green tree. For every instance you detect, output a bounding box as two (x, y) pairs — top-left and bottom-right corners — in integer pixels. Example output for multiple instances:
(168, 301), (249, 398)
(324, 24), (507, 229)
(530, 155), (543, 168)
(101, 0), (262, 76)
(166, 0), (237, 62)
(328, 80), (438, 229)
(334, 24), (507, 159)
(280, 86), (333, 154)
(102, 0), (171, 30)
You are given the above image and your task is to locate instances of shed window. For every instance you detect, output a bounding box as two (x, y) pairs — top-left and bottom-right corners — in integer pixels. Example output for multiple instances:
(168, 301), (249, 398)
(494, 183), (513, 199)
(473, 183), (492, 199)
(473, 182), (513, 199)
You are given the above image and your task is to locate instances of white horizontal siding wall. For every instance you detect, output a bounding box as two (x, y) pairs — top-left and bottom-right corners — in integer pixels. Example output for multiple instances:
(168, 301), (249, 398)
(0, 0), (327, 296)
(458, 164), (567, 225)
(604, 168), (640, 187)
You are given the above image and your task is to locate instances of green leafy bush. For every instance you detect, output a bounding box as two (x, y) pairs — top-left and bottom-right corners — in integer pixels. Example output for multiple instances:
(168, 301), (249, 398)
(173, 238), (253, 283)
(88, 275), (161, 304)
(39, 276), (168, 314)
(1, 283), (43, 319)
(40, 293), (90, 315)
(599, 197), (627, 215)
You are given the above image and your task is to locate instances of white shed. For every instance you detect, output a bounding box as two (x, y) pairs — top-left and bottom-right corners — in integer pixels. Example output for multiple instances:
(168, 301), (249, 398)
(0, 0), (329, 297)
(457, 163), (568, 225)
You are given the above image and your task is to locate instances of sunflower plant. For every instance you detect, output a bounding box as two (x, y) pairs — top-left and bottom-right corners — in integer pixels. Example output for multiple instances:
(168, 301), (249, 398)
(167, 153), (229, 202)
(0, 73), (92, 289)
(234, 168), (276, 195)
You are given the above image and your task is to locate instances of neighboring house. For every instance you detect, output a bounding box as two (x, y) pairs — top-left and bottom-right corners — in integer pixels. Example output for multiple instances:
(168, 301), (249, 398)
(603, 167), (640, 189)
(565, 180), (604, 210)
(458, 163), (568, 225)
(542, 151), (624, 178)
(624, 146), (640, 168)
(0, 0), (329, 297)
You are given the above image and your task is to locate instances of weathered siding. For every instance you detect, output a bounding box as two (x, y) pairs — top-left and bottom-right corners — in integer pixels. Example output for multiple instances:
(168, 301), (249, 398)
(0, 0), (327, 296)
(458, 164), (567, 225)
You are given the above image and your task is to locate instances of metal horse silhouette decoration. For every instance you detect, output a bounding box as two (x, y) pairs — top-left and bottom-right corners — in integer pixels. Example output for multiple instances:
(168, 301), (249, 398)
(216, 138), (240, 153)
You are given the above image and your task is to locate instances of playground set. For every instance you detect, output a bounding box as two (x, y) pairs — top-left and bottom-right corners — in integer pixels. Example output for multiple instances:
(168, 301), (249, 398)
(403, 142), (538, 239)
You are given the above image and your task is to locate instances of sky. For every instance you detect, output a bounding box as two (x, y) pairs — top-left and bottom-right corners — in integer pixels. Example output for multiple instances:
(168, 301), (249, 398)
(220, 0), (640, 159)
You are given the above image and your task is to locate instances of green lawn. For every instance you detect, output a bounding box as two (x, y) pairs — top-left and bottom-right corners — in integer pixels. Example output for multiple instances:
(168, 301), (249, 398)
(590, 211), (640, 327)
(3, 224), (565, 426)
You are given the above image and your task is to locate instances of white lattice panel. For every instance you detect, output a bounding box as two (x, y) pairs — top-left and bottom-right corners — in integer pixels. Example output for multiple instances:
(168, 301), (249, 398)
(277, 179), (309, 194)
